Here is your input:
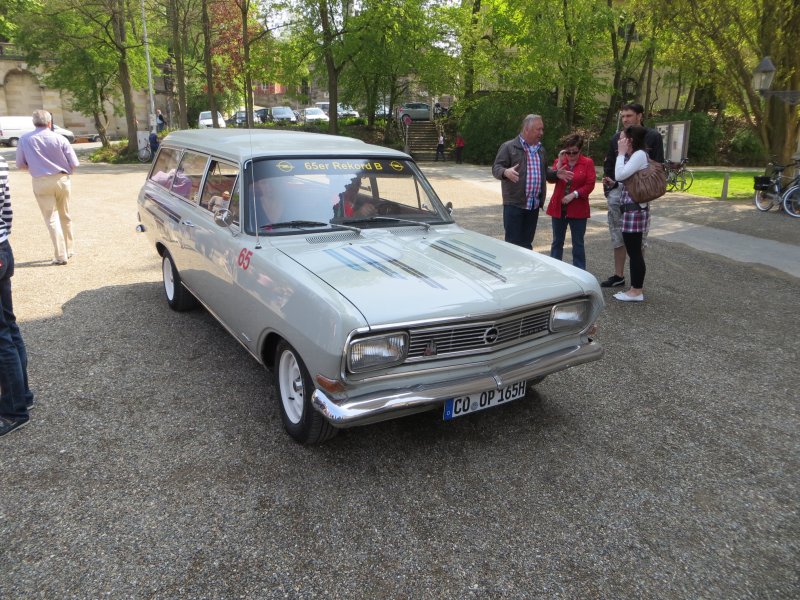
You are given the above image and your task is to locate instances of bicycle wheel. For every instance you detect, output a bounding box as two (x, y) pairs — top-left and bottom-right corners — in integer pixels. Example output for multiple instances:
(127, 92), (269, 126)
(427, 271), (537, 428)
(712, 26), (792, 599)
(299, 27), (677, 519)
(137, 146), (152, 163)
(666, 171), (677, 192)
(678, 169), (694, 192)
(782, 185), (800, 218)
(754, 189), (775, 211)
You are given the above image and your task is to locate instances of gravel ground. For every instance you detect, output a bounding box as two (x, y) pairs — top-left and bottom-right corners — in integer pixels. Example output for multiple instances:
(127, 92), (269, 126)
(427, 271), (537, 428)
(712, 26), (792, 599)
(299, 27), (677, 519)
(1, 159), (797, 599)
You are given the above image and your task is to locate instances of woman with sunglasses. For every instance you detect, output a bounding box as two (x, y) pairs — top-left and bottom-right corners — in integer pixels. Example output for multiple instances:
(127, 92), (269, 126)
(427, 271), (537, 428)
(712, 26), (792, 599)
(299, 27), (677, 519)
(545, 133), (595, 270)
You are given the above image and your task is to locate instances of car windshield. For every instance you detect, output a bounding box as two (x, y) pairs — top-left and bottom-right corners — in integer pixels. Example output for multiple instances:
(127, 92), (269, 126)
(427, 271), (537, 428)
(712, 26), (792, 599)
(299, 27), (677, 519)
(305, 108), (325, 116)
(241, 158), (453, 235)
(272, 107), (293, 117)
(199, 111), (211, 120)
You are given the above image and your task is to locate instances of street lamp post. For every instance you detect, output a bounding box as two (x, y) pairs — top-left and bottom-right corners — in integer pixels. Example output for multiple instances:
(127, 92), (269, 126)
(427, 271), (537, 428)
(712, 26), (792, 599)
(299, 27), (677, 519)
(140, 0), (157, 134)
(752, 56), (800, 105)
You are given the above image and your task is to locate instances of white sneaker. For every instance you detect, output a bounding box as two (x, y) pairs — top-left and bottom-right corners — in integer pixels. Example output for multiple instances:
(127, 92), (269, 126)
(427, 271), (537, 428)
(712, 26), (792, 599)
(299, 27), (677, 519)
(613, 291), (644, 302)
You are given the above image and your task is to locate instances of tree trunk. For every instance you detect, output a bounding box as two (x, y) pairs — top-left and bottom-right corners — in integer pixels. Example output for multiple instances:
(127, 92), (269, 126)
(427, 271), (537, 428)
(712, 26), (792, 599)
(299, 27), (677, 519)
(462, 0), (481, 99)
(240, 2), (253, 127)
(201, 0), (219, 127)
(111, 0), (138, 154)
(601, 4), (634, 135)
(319, 0), (339, 134)
(169, 0), (187, 129)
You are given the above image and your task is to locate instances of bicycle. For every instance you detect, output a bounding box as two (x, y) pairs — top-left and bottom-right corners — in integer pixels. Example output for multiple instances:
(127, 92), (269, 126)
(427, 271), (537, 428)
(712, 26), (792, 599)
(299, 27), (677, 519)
(664, 158), (694, 192)
(753, 159), (799, 212)
(779, 180), (800, 218)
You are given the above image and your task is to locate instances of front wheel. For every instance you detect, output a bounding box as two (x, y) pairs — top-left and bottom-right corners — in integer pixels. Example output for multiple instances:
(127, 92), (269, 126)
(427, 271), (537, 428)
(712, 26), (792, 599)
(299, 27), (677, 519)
(754, 189), (775, 211)
(782, 185), (800, 218)
(138, 146), (152, 163)
(677, 169), (694, 192)
(162, 252), (197, 311)
(274, 341), (337, 444)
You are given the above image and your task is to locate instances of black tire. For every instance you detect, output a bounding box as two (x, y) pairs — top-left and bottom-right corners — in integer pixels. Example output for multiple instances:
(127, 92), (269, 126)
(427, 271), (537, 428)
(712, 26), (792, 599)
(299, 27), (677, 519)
(754, 189), (775, 212)
(274, 340), (337, 444)
(138, 146), (152, 163)
(783, 185), (800, 218)
(678, 169), (694, 192)
(161, 252), (197, 311)
(8, 138), (18, 147)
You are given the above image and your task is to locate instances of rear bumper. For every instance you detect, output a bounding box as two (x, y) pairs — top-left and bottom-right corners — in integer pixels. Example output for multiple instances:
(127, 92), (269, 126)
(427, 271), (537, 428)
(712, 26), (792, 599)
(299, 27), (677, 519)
(311, 340), (603, 428)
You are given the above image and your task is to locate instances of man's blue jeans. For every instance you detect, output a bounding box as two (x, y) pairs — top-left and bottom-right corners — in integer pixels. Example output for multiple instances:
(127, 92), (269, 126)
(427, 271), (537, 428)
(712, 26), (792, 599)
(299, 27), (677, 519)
(503, 204), (540, 250)
(550, 216), (587, 270)
(0, 240), (33, 420)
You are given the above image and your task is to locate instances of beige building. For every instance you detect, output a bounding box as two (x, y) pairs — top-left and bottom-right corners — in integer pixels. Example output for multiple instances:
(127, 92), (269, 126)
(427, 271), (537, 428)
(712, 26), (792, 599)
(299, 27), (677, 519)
(0, 43), (154, 139)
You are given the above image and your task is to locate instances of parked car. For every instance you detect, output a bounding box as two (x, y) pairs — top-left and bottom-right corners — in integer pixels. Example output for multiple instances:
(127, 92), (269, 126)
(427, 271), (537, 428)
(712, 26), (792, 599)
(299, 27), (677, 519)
(53, 124), (75, 143)
(337, 104), (360, 118)
(314, 101), (330, 115)
(198, 111), (226, 128)
(299, 107), (330, 123)
(397, 102), (431, 124)
(268, 106), (297, 123)
(136, 129), (604, 444)
(232, 111), (258, 127)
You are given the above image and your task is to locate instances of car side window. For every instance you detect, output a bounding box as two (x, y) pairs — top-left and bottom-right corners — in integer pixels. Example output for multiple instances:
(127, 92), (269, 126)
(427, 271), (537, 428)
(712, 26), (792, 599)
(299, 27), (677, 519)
(172, 151), (209, 203)
(200, 160), (240, 221)
(148, 147), (181, 189)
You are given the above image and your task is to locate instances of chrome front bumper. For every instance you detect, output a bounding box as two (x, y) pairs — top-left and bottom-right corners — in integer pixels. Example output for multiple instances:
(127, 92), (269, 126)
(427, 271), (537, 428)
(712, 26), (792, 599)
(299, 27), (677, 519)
(311, 340), (603, 428)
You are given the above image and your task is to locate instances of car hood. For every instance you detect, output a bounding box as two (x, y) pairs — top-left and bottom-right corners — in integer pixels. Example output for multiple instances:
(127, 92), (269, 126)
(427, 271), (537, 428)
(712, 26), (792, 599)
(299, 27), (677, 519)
(275, 227), (592, 326)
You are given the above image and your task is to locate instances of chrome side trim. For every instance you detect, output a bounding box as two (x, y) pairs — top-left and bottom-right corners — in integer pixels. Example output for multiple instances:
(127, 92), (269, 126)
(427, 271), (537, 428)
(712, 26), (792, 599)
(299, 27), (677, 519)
(312, 341), (603, 428)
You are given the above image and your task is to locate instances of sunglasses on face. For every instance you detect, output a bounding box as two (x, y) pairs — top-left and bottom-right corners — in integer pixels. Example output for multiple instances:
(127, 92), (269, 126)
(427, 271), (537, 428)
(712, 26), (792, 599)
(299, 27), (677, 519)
(563, 150), (580, 155)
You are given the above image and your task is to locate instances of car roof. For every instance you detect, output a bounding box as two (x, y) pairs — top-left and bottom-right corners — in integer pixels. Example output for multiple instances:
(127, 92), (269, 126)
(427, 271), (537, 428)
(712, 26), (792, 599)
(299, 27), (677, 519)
(160, 129), (410, 163)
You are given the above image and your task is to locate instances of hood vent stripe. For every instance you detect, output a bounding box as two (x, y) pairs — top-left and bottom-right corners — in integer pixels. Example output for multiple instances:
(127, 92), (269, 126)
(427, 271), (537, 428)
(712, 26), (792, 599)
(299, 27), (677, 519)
(324, 249), (369, 271)
(363, 245), (446, 289)
(449, 238), (498, 260)
(343, 247), (404, 278)
(431, 243), (507, 283)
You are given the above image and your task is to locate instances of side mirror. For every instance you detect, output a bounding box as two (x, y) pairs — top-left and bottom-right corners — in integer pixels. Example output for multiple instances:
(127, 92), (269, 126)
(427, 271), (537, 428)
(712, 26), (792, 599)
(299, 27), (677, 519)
(214, 209), (233, 228)
(445, 201), (453, 215)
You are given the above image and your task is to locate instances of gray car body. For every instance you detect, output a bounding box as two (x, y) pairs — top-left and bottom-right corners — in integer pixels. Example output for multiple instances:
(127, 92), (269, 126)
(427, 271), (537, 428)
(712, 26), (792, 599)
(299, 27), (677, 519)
(136, 129), (604, 430)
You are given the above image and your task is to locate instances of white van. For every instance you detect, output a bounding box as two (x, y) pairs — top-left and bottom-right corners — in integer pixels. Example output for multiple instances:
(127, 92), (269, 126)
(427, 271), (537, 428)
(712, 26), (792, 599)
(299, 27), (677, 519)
(0, 115), (35, 147)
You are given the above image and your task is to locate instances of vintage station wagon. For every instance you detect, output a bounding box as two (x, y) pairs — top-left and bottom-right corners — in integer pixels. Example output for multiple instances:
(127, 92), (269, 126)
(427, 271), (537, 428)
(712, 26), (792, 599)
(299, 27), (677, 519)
(136, 130), (604, 444)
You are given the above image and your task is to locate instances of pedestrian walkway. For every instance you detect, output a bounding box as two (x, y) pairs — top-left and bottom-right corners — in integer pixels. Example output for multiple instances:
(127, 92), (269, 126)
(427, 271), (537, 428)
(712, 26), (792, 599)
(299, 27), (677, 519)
(649, 216), (800, 278)
(422, 162), (800, 279)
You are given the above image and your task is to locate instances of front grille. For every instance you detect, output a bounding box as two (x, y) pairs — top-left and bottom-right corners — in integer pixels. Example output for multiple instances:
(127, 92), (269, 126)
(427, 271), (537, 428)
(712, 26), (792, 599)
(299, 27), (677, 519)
(406, 305), (552, 362)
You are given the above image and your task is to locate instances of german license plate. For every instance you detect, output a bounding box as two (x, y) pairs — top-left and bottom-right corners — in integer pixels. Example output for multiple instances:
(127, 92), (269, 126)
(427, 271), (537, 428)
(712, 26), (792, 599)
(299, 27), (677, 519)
(443, 380), (527, 420)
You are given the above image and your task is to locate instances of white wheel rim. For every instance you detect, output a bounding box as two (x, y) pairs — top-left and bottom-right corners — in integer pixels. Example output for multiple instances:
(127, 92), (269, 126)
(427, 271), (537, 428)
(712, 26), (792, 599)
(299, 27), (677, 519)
(279, 350), (304, 424)
(163, 257), (175, 300)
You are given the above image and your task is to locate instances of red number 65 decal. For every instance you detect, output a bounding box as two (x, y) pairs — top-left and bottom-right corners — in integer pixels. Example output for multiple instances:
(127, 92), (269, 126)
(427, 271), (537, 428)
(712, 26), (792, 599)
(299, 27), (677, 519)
(237, 248), (253, 270)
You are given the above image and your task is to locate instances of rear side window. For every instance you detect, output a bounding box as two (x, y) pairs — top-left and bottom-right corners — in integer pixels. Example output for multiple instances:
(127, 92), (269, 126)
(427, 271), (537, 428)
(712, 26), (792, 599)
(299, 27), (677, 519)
(200, 160), (240, 226)
(149, 147), (181, 189)
(173, 151), (209, 202)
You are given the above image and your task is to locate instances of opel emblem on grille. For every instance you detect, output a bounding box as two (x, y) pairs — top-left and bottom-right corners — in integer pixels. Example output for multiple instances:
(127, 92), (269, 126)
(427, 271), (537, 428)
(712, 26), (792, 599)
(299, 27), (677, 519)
(423, 340), (438, 356)
(483, 326), (500, 345)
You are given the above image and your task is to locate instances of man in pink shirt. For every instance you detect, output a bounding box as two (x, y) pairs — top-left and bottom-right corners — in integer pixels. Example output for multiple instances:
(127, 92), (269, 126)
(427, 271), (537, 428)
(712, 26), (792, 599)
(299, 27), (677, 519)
(15, 110), (80, 265)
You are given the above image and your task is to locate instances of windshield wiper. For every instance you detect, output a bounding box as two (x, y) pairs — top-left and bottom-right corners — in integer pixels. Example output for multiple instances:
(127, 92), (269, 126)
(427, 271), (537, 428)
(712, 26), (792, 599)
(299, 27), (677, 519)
(341, 216), (430, 231)
(261, 220), (329, 230)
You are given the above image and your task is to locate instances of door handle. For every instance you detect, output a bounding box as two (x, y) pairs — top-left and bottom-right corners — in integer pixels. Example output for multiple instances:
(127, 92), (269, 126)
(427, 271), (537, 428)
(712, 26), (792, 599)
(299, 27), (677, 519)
(181, 220), (196, 227)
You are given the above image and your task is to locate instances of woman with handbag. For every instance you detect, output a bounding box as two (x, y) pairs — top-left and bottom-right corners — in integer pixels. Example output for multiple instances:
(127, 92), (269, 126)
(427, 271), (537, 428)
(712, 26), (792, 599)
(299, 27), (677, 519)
(545, 133), (595, 270)
(613, 125), (650, 302)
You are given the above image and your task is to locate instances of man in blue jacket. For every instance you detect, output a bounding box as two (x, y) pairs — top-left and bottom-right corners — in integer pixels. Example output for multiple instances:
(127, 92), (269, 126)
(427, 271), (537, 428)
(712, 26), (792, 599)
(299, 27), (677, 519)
(492, 114), (569, 249)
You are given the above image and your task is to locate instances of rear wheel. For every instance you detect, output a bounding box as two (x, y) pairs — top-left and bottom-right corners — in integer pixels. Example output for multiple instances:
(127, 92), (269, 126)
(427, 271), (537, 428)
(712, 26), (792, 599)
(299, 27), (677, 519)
(162, 252), (197, 311)
(274, 340), (337, 444)
(677, 169), (694, 192)
(783, 185), (800, 218)
(138, 146), (152, 163)
(666, 170), (677, 192)
(8, 138), (18, 147)
(754, 189), (775, 211)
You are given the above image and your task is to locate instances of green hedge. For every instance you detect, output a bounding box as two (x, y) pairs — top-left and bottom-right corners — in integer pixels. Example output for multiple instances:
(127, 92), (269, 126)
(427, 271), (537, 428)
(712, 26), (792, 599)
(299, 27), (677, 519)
(454, 92), (567, 165)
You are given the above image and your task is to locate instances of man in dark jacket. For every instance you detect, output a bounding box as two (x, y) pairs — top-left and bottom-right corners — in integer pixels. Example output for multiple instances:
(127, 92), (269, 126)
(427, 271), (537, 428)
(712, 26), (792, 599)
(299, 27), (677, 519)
(492, 114), (568, 249)
(599, 103), (664, 287)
